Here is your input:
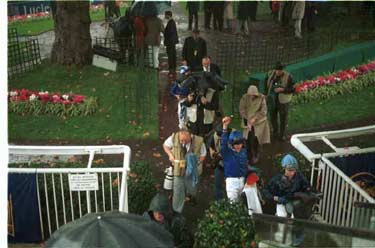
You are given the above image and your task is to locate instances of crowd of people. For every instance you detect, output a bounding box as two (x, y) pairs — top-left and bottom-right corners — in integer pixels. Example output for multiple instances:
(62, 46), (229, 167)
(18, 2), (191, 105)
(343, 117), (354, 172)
(163, 48), (316, 247)
(184, 1), (317, 39)
(104, 2), (321, 247)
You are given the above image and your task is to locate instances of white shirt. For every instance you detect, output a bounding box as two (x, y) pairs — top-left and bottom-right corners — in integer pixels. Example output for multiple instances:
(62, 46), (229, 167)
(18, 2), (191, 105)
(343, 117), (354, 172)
(203, 65), (210, 72)
(164, 134), (207, 157)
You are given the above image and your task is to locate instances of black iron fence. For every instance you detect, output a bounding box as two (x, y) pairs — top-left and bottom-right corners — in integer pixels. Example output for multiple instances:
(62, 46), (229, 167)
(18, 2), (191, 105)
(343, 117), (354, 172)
(8, 28), (42, 78)
(93, 36), (157, 68)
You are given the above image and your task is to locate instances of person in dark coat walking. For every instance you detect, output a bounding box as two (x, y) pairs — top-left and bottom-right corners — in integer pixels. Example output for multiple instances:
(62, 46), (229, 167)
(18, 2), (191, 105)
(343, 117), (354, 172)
(182, 29), (207, 72)
(186, 1), (199, 30)
(164, 11), (179, 75)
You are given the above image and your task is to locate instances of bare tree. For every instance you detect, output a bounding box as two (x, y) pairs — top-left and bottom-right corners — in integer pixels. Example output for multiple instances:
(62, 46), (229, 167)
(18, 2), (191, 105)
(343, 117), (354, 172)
(51, 1), (92, 65)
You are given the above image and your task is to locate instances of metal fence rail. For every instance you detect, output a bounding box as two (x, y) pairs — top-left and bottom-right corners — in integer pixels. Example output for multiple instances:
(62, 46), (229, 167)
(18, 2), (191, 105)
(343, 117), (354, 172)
(8, 28), (42, 78)
(93, 36), (154, 68)
(8, 145), (131, 239)
(319, 157), (374, 227)
(291, 127), (375, 229)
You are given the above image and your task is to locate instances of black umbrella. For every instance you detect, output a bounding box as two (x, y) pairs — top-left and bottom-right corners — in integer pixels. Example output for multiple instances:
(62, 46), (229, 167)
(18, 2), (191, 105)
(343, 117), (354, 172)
(45, 211), (174, 248)
(130, 1), (171, 16)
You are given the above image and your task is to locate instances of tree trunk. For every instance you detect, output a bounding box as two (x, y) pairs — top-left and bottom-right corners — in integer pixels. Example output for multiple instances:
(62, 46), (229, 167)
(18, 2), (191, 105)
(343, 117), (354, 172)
(51, 1), (92, 66)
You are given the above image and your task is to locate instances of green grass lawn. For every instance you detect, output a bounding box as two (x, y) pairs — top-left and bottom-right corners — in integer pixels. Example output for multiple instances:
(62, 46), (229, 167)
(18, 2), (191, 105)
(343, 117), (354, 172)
(288, 86), (375, 132)
(8, 5), (128, 36)
(8, 62), (159, 142)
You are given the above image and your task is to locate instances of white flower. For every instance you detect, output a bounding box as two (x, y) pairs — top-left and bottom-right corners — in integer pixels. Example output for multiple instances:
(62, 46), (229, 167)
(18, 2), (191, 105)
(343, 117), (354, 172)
(9, 91), (18, 97)
(29, 94), (37, 101)
(62, 94), (69, 100)
(39, 91), (48, 95)
(335, 77), (341, 81)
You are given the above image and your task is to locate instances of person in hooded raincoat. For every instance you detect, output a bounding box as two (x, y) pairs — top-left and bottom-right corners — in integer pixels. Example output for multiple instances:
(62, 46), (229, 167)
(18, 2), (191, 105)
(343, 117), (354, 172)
(143, 192), (192, 248)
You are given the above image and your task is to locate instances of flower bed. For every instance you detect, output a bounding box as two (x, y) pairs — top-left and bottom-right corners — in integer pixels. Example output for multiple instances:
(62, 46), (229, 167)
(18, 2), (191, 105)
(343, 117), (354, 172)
(8, 89), (98, 117)
(8, 4), (104, 23)
(293, 60), (375, 104)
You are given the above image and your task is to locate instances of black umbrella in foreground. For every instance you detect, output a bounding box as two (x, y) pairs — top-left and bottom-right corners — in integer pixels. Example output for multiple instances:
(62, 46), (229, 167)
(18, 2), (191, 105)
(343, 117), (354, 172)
(45, 211), (174, 248)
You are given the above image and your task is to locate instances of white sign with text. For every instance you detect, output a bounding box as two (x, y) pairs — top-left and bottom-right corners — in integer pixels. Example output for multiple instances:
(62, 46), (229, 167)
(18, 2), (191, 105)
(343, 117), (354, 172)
(68, 173), (99, 191)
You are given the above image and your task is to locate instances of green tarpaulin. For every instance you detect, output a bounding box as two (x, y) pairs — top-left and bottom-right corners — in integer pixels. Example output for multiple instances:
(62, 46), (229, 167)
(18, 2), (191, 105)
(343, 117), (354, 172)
(247, 41), (375, 94)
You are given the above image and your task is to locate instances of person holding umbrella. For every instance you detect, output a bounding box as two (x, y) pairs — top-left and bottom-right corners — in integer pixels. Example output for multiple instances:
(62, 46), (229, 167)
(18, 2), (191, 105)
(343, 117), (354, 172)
(143, 192), (192, 247)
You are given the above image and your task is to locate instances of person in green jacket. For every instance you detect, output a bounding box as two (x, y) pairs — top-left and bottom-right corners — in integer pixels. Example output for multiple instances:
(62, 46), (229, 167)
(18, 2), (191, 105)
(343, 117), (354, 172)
(143, 192), (192, 248)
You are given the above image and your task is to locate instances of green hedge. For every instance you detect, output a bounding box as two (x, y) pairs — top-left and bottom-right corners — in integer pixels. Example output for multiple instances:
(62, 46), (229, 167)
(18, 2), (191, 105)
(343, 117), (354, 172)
(194, 200), (256, 248)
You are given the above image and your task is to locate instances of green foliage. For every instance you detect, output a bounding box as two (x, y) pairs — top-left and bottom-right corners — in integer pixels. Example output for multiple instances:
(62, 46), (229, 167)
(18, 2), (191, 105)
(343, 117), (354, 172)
(292, 71), (375, 104)
(8, 62), (159, 141)
(8, 96), (98, 117)
(194, 200), (256, 248)
(127, 161), (157, 214)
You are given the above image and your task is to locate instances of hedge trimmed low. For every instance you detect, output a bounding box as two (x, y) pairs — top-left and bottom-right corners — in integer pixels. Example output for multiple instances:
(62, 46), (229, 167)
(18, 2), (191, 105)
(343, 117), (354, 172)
(194, 200), (256, 248)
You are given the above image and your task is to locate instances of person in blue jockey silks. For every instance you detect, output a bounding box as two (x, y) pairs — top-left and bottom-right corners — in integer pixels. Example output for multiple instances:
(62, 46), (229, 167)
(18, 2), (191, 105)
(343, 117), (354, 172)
(220, 116), (248, 202)
(263, 154), (312, 246)
(169, 66), (191, 129)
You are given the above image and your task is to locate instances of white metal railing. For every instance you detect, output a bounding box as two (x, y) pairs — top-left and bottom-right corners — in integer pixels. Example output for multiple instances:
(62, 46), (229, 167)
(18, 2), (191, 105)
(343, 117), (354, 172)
(291, 126), (375, 228)
(8, 145), (131, 239)
(319, 157), (375, 227)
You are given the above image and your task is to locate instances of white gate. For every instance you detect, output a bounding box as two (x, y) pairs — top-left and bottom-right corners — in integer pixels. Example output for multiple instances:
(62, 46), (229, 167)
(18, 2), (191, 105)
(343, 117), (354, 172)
(8, 145), (131, 239)
(291, 126), (375, 228)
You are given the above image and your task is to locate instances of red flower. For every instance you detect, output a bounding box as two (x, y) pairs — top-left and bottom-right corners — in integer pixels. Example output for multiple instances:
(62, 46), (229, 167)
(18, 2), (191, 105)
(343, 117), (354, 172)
(71, 95), (85, 103)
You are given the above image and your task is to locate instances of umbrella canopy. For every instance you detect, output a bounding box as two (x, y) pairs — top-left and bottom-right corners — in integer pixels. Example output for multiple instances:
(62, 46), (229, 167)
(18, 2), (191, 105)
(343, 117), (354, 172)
(130, 1), (171, 17)
(45, 211), (174, 248)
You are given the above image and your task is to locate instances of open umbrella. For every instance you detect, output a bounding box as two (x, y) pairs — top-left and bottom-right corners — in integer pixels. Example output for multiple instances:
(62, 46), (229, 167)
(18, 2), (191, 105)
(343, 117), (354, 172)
(130, 1), (171, 16)
(45, 211), (174, 248)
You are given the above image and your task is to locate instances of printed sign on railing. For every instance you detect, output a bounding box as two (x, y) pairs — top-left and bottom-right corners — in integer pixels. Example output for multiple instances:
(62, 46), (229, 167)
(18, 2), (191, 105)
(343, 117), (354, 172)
(68, 174), (99, 191)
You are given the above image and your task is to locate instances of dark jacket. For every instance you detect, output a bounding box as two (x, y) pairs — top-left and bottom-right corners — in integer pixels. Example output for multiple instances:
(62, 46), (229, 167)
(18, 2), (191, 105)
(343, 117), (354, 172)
(203, 63), (221, 76)
(164, 18), (179, 47)
(220, 130), (248, 178)
(186, 2), (200, 13)
(143, 193), (192, 248)
(263, 171), (311, 203)
(182, 36), (207, 71)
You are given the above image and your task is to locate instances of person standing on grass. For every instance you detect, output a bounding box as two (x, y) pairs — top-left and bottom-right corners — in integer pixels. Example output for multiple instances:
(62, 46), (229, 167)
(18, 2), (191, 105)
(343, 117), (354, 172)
(186, 1), (199, 31)
(164, 11), (179, 77)
(265, 62), (294, 141)
(220, 116), (248, 202)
